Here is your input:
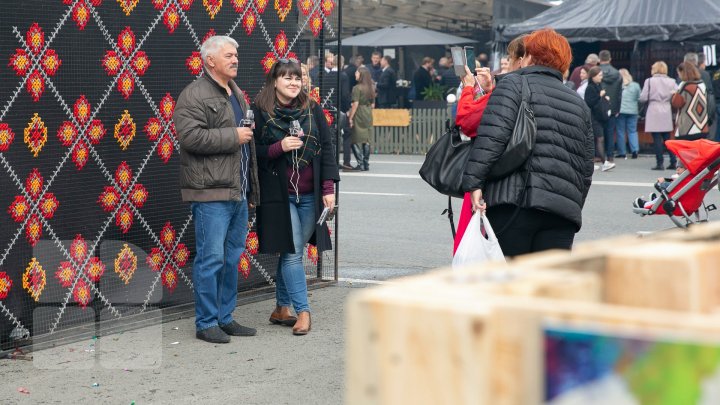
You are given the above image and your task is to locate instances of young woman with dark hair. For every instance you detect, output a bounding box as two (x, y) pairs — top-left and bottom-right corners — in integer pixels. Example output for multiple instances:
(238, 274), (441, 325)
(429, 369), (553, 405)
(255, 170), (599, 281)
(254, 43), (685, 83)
(347, 66), (375, 171)
(252, 59), (340, 335)
(585, 66), (612, 170)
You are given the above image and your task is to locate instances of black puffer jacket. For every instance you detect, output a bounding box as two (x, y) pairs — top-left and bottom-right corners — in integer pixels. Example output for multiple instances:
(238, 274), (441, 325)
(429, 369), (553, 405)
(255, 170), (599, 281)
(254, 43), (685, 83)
(462, 66), (595, 230)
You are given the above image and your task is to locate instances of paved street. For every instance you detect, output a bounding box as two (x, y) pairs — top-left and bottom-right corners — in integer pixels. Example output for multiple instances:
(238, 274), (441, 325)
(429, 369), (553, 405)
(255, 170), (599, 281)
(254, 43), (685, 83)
(2, 152), (718, 404)
(336, 153), (715, 280)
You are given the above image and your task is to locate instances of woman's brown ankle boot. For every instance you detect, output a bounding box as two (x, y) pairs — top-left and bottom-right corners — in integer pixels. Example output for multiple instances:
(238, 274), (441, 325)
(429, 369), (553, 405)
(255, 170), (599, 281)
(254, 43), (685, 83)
(269, 306), (297, 326)
(292, 312), (311, 336)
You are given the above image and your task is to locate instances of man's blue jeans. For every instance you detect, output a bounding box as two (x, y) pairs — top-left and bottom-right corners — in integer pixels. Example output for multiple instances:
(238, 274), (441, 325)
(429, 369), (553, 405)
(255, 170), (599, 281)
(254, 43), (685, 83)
(616, 113), (639, 155)
(276, 193), (316, 314)
(604, 115), (618, 159)
(191, 200), (248, 331)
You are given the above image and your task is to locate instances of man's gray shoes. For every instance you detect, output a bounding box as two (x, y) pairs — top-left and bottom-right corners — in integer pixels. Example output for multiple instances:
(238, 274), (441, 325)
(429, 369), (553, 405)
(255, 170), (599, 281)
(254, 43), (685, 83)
(220, 320), (257, 336)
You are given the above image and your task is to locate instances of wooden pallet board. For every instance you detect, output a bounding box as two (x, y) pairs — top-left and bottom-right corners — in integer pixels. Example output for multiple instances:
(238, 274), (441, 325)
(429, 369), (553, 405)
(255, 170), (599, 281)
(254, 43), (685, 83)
(347, 286), (720, 405)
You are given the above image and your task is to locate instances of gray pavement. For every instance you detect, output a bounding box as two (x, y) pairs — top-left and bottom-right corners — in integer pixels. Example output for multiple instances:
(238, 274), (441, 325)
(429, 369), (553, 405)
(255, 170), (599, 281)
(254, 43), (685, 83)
(2, 153), (718, 404)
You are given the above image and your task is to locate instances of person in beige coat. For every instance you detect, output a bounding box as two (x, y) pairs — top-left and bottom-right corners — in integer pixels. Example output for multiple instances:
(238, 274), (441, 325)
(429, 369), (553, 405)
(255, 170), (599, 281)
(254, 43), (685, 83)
(639, 61), (678, 170)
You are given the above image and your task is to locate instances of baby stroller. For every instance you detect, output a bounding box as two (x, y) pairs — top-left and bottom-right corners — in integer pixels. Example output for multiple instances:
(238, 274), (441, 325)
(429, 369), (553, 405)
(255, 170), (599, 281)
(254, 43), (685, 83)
(633, 139), (720, 228)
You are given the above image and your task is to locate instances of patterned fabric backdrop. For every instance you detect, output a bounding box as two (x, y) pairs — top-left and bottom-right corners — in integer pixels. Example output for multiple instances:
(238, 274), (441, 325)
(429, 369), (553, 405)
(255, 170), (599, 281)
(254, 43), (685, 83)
(0, 0), (339, 350)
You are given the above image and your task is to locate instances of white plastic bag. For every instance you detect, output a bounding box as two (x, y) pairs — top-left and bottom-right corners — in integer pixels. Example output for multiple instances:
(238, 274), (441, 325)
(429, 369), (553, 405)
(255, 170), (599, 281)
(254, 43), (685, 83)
(452, 212), (506, 269)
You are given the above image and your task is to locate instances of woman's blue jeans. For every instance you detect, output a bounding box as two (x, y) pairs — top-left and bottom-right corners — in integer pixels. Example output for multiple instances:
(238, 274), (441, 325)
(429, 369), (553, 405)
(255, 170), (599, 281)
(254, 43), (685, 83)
(191, 200), (248, 332)
(616, 113), (639, 154)
(276, 193), (316, 314)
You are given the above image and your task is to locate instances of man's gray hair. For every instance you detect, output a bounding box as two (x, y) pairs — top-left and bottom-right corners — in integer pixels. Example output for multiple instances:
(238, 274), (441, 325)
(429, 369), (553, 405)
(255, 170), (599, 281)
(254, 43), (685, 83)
(585, 53), (599, 64)
(684, 52), (699, 66)
(200, 36), (238, 62)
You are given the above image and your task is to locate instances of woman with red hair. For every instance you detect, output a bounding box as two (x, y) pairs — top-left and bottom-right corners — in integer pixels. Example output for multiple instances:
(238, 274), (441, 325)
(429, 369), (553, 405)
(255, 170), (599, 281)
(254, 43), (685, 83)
(452, 35), (525, 254)
(461, 28), (595, 257)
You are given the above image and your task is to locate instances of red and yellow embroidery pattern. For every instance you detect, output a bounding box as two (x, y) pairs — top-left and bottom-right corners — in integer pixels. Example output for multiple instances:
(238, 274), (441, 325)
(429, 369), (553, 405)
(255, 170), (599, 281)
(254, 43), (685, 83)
(185, 52), (202, 75)
(255, 0), (269, 13)
(23, 258), (46, 301)
(275, 0), (292, 22)
(55, 262), (76, 288)
(9, 24), (62, 101)
(57, 96), (106, 169)
(98, 162), (148, 233)
(114, 110), (136, 150)
(243, 11), (257, 35)
(246, 231), (259, 254)
(203, 0), (223, 18)
(102, 27), (150, 99)
(115, 243), (137, 284)
(0, 122), (15, 152)
(0, 272), (12, 300)
(8, 168), (59, 246)
(117, 0), (139, 15)
(306, 244), (318, 265)
(238, 252), (251, 279)
(143, 94), (176, 163)
(151, 0), (181, 33)
(73, 279), (92, 308)
(146, 222), (189, 292)
(24, 113), (47, 157)
(231, 0), (248, 12)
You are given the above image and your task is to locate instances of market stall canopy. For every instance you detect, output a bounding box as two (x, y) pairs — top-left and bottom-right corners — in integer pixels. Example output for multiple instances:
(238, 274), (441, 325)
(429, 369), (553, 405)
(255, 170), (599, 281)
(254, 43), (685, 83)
(341, 0), (493, 34)
(499, 0), (720, 42)
(329, 23), (475, 47)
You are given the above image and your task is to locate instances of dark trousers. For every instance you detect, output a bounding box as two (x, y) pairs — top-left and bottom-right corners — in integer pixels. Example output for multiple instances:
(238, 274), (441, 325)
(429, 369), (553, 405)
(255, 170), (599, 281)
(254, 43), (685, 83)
(592, 120), (605, 160)
(603, 115), (617, 160)
(651, 132), (676, 167)
(342, 128), (352, 166)
(486, 205), (576, 258)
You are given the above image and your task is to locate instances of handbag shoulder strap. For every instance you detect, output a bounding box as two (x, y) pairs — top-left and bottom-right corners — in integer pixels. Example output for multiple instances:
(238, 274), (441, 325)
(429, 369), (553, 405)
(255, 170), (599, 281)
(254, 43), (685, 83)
(520, 74), (530, 104)
(519, 75), (535, 118)
(441, 195), (456, 238)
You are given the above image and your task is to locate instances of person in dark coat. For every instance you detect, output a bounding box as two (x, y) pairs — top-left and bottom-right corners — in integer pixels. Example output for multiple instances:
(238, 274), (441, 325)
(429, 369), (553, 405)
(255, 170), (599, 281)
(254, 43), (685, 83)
(376, 56), (397, 108)
(584, 66), (613, 171)
(412, 57), (434, 101)
(462, 28), (595, 257)
(344, 55), (361, 89)
(598, 50), (622, 163)
(252, 60), (340, 335)
(366, 51), (382, 84)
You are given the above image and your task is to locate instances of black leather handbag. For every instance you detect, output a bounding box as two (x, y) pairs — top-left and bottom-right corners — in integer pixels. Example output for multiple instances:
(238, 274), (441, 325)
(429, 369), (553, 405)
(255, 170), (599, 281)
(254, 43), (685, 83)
(638, 78), (650, 120)
(488, 75), (536, 180)
(419, 120), (472, 199)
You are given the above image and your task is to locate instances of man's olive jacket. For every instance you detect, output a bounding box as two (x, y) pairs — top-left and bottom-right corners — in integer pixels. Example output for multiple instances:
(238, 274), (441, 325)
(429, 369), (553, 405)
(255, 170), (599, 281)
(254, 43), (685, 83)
(174, 71), (260, 206)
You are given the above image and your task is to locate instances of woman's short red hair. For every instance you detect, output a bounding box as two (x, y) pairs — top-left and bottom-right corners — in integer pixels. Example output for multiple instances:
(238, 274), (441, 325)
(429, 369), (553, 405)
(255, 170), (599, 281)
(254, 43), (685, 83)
(524, 28), (573, 73)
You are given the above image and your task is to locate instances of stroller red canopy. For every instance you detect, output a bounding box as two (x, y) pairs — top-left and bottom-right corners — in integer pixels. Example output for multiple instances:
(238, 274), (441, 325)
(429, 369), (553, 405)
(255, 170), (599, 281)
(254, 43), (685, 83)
(666, 139), (720, 174)
(651, 139), (720, 217)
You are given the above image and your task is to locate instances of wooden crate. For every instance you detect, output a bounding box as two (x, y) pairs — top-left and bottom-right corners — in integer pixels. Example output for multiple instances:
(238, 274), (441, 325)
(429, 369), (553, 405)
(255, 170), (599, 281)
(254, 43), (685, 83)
(347, 224), (720, 404)
(346, 284), (720, 405)
(504, 226), (720, 313)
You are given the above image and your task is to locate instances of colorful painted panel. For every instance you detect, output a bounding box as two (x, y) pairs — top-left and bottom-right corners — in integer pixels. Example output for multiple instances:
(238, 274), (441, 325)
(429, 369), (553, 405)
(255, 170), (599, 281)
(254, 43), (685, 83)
(545, 327), (720, 405)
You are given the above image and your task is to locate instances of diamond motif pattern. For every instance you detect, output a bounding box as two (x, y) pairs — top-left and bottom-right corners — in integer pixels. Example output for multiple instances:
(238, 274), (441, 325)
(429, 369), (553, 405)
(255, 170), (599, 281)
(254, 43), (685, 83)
(0, 0), (337, 346)
(9, 24), (62, 101)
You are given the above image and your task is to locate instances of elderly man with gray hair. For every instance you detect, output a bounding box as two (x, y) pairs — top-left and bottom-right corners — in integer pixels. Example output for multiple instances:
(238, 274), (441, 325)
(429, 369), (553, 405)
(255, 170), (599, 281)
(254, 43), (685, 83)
(173, 36), (260, 344)
(569, 53), (599, 88)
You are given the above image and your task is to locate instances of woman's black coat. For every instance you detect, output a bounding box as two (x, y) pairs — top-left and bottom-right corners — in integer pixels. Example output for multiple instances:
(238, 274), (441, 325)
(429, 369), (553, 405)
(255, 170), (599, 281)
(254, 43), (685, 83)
(252, 102), (340, 254)
(584, 81), (610, 125)
(461, 66), (595, 231)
